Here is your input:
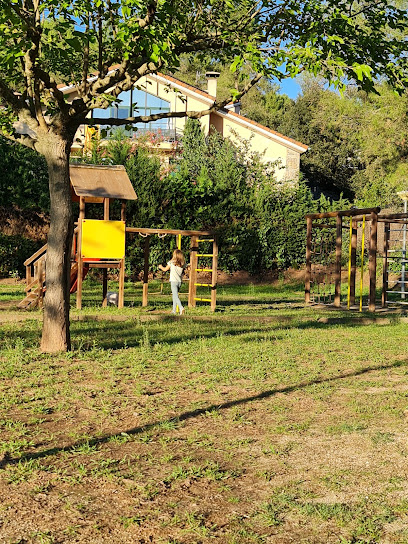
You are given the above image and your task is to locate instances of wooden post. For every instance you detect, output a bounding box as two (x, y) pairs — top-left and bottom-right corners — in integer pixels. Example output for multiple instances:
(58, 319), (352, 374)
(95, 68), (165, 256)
(76, 197), (85, 310)
(121, 200), (126, 222)
(26, 265), (31, 291)
(211, 236), (218, 312)
(369, 211), (378, 312)
(305, 216), (312, 304)
(349, 219), (357, 306)
(142, 236), (150, 307)
(334, 214), (342, 307)
(102, 198), (110, 306)
(118, 259), (125, 309)
(102, 269), (108, 307)
(188, 235), (198, 308)
(38, 258), (44, 308)
(382, 222), (390, 308)
(104, 197), (110, 220)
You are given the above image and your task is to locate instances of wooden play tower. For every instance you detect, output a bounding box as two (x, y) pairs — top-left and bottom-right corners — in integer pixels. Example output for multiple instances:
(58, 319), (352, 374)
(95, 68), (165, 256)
(20, 164), (137, 310)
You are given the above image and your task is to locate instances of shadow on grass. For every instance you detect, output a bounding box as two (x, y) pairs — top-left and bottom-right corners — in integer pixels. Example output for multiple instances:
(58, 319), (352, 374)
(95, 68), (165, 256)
(0, 309), (400, 351)
(2, 357), (406, 468)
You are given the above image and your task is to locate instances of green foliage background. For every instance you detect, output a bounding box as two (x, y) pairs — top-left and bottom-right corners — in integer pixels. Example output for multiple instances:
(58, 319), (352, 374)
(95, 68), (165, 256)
(4, 69), (408, 278)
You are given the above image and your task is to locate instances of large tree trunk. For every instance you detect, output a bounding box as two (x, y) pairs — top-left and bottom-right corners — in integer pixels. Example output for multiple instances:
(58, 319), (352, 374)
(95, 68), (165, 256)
(39, 134), (73, 352)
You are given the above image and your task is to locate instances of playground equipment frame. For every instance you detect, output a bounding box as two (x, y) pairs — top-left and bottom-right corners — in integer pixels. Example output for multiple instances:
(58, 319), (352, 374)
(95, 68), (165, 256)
(305, 207), (408, 312)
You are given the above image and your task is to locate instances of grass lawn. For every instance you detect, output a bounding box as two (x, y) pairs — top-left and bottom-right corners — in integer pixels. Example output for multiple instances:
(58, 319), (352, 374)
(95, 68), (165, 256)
(1, 277), (408, 543)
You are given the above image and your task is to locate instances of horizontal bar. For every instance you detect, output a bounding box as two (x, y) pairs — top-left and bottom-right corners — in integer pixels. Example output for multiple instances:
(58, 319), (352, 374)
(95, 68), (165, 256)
(126, 227), (213, 236)
(306, 207), (381, 219)
(386, 300), (408, 305)
(197, 254), (214, 257)
(197, 239), (214, 242)
(194, 283), (212, 287)
(195, 268), (213, 272)
(385, 280), (408, 284)
(23, 244), (48, 266)
(386, 290), (408, 294)
(194, 298), (212, 302)
(379, 212), (408, 220)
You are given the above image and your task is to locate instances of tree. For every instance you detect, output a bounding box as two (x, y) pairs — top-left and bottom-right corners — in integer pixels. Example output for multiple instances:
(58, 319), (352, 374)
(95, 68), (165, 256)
(0, 1), (407, 352)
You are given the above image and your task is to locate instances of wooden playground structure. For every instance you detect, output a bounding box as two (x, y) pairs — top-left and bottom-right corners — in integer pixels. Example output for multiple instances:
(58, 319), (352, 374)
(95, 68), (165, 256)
(19, 164), (218, 311)
(305, 207), (408, 311)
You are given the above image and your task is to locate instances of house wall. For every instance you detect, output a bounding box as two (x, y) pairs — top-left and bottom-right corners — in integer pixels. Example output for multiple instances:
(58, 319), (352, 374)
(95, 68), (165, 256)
(63, 74), (305, 182)
(218, 113), (301, 182)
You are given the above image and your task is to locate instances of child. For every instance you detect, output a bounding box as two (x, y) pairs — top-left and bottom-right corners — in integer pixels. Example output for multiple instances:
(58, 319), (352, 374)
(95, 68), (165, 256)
(158, 249), (186, 315)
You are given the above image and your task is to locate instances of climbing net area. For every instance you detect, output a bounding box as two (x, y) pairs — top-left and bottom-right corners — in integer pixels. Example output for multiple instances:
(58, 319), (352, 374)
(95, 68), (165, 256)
(306, 207), (408, 312)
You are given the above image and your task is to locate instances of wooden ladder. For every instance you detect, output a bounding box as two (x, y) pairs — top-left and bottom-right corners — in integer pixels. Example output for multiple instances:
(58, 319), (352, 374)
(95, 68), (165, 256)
(18, 244), (47, 309)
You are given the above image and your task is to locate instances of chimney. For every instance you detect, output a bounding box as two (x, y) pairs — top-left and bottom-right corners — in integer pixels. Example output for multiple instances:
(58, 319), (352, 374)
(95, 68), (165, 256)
(205, 71), (220, 98)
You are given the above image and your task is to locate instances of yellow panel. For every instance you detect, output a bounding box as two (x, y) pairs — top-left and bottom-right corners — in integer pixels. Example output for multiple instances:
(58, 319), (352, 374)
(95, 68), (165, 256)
(81, 220), (125, 259)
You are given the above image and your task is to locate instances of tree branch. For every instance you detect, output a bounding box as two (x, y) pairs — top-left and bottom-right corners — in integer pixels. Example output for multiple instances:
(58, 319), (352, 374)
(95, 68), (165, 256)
(2, 131), (37, 151)
(136, 1), (157, 29)
(85, 73), (263, 126)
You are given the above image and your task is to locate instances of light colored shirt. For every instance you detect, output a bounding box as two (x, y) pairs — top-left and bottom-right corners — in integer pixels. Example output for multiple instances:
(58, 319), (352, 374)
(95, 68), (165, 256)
(168, 260), (184, 283)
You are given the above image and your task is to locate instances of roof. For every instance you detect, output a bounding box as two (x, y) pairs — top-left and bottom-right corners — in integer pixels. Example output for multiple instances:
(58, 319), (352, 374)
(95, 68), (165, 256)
(60, 69), (307, 152)
(70, 164), (137, 200)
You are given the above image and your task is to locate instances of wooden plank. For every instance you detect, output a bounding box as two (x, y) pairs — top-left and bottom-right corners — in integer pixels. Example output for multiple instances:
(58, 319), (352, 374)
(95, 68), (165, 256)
(334, 214), (342, 307)
(382, 222), (390, 307)
(305, 216), (312, 304)
(104, 197), (110, 220)
(369, 211), (378, 312)
(350, 219), (357, 306)
(378, 212), (408, 220)
(76, 198), (86, 310)
(126, 227), (213, 237)
(102, 268), (108, 307)
(23, 244), (47, 266)
(87, 262), (121, 268)
(142, 236), (150, 307)
(118, 258), (125, 308)
(188, 236), (198, 308)
(306, 207), (381, 220)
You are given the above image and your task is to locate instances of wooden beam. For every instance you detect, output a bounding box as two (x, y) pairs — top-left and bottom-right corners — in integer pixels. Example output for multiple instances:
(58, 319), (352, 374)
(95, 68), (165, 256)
(126, 227), (213, 237)
(349, 219), (357, 306)
(142, 236), (150, 307)
(102, 268), (108, 307)
(369, 211), (378, 312)
(76, 197), (86, 310)
(306, 207), (381, 220)
(382, 222), (390, 308)
(305, 216), (312, 304)
(118, 258), (125, 309)
(104, 198), (110, 221)
(334, 214), (342, 307)
(188, 236), (198, 308)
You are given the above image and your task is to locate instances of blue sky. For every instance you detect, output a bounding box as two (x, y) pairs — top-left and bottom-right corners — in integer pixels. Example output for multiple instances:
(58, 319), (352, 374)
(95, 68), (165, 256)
(278, 77), (302, 99)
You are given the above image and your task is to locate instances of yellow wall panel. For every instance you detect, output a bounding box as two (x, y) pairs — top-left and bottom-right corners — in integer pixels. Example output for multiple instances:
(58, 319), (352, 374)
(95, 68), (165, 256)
(81, 220), (125, 259)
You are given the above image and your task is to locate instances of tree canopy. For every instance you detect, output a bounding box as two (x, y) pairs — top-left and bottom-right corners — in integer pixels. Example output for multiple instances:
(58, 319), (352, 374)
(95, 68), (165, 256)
(0, 0), (407, 147)
(0, 0), (407, 352)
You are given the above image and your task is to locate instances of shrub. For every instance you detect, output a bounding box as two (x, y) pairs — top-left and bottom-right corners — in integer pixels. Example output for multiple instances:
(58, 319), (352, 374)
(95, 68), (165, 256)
(0, 234), (42, 278)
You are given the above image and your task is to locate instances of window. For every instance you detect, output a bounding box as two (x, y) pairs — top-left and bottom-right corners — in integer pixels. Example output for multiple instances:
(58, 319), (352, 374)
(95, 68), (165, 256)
(92, 88), (173, 139)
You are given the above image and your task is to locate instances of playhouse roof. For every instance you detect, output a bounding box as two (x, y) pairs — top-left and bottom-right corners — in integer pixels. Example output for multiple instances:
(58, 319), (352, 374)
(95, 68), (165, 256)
(70, 164), (137, 201)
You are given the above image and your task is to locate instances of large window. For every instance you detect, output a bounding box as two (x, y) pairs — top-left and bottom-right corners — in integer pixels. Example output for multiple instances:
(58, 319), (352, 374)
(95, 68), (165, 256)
(92, 88), (173, 138)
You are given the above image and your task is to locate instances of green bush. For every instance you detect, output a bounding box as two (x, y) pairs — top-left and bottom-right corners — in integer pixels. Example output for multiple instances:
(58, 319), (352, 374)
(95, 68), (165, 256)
(0, 234), (42, 278)
(0, 136), (49, 211)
